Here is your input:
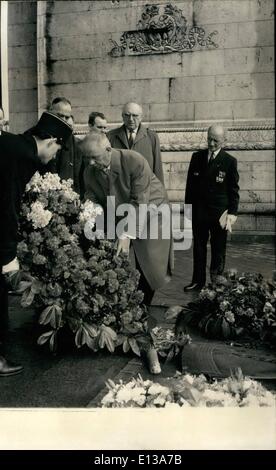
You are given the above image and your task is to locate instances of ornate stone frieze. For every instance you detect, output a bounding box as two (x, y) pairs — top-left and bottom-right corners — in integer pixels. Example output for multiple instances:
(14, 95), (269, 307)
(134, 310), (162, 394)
(75, 124), (275, 151)
(109, 3), (218, 57)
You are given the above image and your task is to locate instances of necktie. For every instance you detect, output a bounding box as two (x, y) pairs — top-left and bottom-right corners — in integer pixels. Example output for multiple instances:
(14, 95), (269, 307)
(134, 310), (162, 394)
(208, 151), (215, 165)
(128, 131), (135, 148)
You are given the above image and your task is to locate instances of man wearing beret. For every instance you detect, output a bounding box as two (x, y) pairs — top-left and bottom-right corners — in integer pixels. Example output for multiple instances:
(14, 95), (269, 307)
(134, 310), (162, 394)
(0, 111), (72, 376)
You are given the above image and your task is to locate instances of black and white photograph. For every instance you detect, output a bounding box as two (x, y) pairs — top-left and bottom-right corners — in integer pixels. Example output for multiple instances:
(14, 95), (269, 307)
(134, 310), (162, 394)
(0, 0), (275, 452)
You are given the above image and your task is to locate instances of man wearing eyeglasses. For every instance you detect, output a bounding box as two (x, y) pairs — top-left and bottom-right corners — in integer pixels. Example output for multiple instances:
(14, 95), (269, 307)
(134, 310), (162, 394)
(107, 102), (164, 184)
(44, 97), (84, 196)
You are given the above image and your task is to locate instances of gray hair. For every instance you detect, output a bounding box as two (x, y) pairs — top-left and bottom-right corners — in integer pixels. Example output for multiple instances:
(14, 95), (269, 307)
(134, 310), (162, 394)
(79, 131), (111, 154)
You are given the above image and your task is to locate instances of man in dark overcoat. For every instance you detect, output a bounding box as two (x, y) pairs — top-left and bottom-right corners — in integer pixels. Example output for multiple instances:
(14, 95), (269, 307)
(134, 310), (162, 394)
(0, 111), (72, 376)
(44, 97), (84, 196)
(184, 125), (240, 291)
(107, 102), (164, 184)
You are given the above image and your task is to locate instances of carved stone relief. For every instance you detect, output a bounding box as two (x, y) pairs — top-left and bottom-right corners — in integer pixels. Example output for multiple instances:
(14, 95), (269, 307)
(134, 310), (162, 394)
(109, 3), (219, 57)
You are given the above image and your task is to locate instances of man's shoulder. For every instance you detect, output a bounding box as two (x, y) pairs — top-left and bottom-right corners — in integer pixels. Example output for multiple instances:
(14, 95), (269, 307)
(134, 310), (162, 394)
(140, 125), (159, 141)
(119, 148), (145, 162)
(1, 132), (31, 151)
(117, 148), (150, 171)
(191, 149), (207, 159)
(107, 126), (124, 137)
(219, 149), (237, 164)
(144, 126), (157, 136)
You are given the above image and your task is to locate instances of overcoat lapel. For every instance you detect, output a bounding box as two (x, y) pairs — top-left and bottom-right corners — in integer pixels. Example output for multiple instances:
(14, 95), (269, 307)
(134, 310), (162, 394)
(133, 125), (147, 145)
(115, 126), (129, 149)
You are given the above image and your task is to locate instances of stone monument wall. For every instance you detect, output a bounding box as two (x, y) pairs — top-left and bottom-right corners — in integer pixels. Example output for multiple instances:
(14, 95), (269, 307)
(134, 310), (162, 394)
(8, 1), (38, 133)
(6, 0), (275, 233)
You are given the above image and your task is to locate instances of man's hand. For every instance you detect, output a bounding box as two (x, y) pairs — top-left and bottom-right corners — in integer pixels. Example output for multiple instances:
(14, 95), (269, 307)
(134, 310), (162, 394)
(226, 214), (237, 232)
(116, 237), (130, 256)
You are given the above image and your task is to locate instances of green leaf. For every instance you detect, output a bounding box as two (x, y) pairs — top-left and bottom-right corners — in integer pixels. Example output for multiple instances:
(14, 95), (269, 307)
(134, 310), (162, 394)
(75, 326), (89, 348)
(101, 325), (117, 341)
(105, 336), (115, 353)
(83, 323), (98, 338)
(115, 334), (125, 347)
(37, 330), (53, 346)
(49, 331), (57, 353)
(21, 287), (35, 307)
(123, 339), (130, 353)
(17, 280), (33, 293)
(129, 338), (141, 357)
(39, 305), (62, 329)
(85, 335), (98, 351)
(31, 279), (42, 294)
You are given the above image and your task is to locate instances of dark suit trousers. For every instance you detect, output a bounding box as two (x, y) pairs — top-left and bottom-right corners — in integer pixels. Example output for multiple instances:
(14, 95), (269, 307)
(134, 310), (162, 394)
(192, 213), (227, 285)
(0, 270), (9, 353)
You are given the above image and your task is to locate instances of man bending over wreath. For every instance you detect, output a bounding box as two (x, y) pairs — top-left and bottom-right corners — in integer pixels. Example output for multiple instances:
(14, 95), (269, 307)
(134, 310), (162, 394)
(80, 132), (174, 374)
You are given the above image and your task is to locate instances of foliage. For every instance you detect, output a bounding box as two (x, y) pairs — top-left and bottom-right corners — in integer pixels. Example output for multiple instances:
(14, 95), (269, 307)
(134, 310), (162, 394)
(17, 172), (147, 355)
(181, 271), (276, 347)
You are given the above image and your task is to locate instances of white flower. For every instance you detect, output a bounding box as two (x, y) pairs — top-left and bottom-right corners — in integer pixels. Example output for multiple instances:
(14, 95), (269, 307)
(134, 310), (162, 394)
(179, 397), (192, 407)
(165, 402), (181, 408)
(183, 374), (194, 385)
(203, 389), (229, 402)
(153, 396), (166, 406)
(61, 179), (79, 201)
(26, 171), (42, 192)
(242, 379), (254, 392)
(133, 395), (146, 406)
(116, 386), (145, 404)
(27, 201), (52, 229)
(79, 201), (103, 223)
(148, 384), (170, 396)
(101, 391), (115, 406)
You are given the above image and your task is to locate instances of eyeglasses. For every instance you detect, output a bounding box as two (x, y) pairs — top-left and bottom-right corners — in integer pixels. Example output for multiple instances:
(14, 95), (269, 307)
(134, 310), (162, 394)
(123, 113), (140, 119)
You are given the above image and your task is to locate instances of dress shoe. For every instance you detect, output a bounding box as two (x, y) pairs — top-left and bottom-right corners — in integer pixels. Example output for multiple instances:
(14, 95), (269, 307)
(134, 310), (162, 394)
(0, 355), (23, 377)
(183, 282), (205, 292)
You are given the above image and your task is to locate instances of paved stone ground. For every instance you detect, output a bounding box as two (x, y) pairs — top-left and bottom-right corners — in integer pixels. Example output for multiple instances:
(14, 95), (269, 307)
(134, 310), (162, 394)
(0, 240), (275, 407)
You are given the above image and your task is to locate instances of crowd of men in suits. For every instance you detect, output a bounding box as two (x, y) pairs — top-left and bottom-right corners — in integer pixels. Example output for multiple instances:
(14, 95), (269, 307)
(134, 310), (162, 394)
(0, 99), (239, 377)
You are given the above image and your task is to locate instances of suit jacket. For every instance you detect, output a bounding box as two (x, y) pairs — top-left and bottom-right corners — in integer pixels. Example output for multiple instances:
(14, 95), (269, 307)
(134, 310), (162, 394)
(84, 149), (174, 290)
(44, 135), (84, 196)
(185, 149), (239, 218)
(0, 133), (41, 265)
(107, 124), (164, 184)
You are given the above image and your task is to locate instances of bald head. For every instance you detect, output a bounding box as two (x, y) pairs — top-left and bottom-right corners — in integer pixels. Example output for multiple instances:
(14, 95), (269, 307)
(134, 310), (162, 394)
(122, 102), (143, 131)
(207, 125), (226, 152)
(79, 131), (112, 168)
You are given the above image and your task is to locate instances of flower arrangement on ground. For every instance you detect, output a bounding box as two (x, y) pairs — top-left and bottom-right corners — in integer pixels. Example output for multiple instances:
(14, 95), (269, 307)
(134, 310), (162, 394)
(181, 271), (276, 347)
(101, 369), (276, 408)
(17, 172), (148, 355)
